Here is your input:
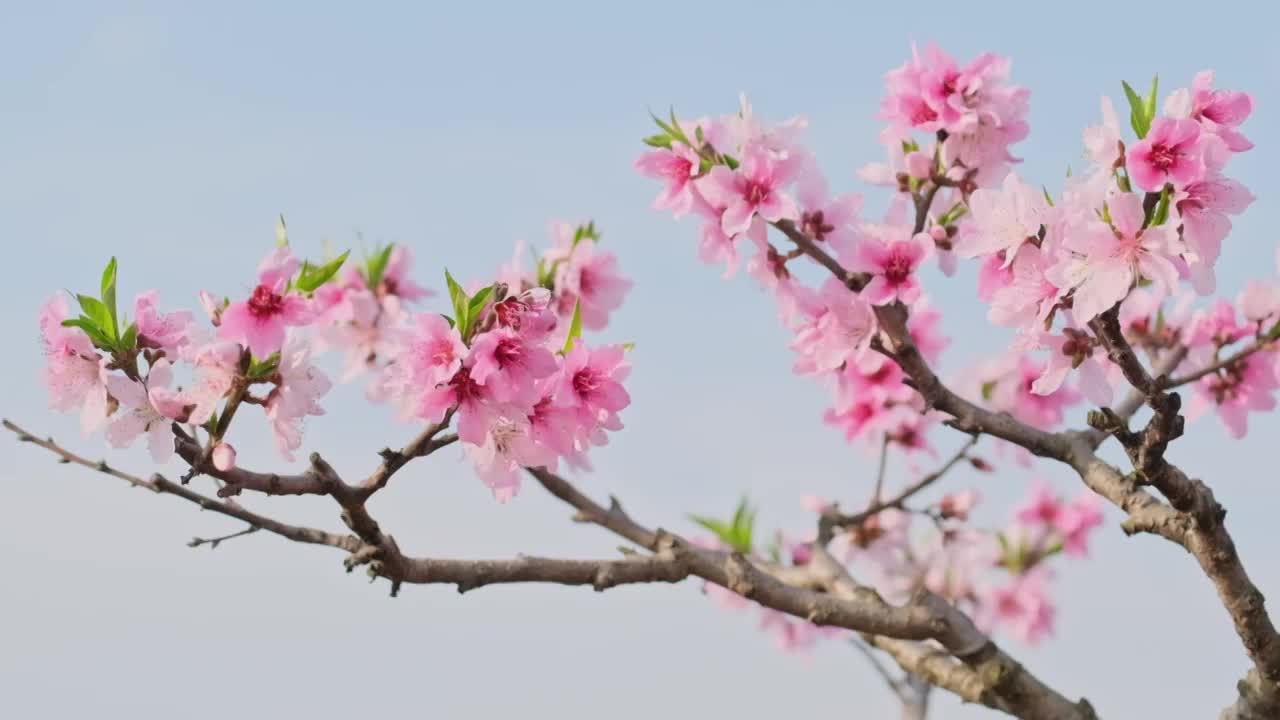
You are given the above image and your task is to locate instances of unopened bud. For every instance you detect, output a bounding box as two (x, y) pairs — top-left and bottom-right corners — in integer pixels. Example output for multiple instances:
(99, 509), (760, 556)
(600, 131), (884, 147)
(211, 443), (237, 472)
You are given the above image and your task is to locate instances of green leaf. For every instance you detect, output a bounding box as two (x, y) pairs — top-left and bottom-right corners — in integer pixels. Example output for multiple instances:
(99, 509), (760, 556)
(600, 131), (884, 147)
(248, 353), (280, 379)
(468, 284), (496, 317)
(119, 322), (138, 351)
(60, 318), (111, 348)
(100, 257), (118, 337)
(1042, 186), (1055, 207)
(622, 342), (636, 352)
(275, 214), (289, 247)
(561, 300), (583, 354)
(1150, 187), (1172, 227)
(1144, 75), (1159, 127)
(1121, 80), (1152, 139)
(76, 294), (115, 341)
(295, 250), (350, 293)
(689, 515), (735, 544)
(642, 134), (672, 149)
(363, 244), (395, 290)
(980, 380), (997, 402)
(722, 153), (740, 171)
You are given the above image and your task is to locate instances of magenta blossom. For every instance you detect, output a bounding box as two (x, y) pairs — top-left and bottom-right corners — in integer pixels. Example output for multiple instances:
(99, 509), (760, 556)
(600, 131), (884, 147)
(1126, 118), (1205, 192)
(219, 247), (314, 358)
(848, 226), (929, 306)
(468, 328), (559, 408)
(552, 343), (631, 429)
(697, 143), (800, 236)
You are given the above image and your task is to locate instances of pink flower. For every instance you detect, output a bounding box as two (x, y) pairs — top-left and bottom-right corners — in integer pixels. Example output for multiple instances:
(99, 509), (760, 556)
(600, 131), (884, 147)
(265, 338), (332, 461)
(1177, 174), (1255, 294)
(39, 295), (109, 434)
(989, 244), (1064, 331)
(104, 359), (186, 462)
(635, 142), (704, 218)
(185, 341), (242, 426)
(1126, 118), (1204, 191)
(552, 343), (631, 429)
(979, 567), (1055, 645)
(1058, 492), (1104, 557)
(134, 291), (194, 354)
(992, 357), (1081, 429)
(468, 328), (559, 408)
(1166, 71), (1254, 152)
(464, 415), (546, 503)
(377, 313), (468, 419)
(848, 226), (929, 306)
(1053, 193), (1181, 322)
(795, 170), (861, 248)
(1239, 280), (1280, 325)
(908, 302), (949, 364)
(977, 253), (1016, 302)
(1187, 300), (1250, 348)
(938, 490), (980, 521)
(1015, 482), (1068, 527)
(1083, 96), (1123, 169)
(697, 143), (800, 236)
(552, 239), (631, 332)
(421, 368), (501, 446)
(796, 278), (876, 374)
(219, 247), (314, 358)
(961, 173), (1050, 265)
(1030, 330), (1113, 407)
(1190, 356), (1278, 439)
(211, 442), (237, 472)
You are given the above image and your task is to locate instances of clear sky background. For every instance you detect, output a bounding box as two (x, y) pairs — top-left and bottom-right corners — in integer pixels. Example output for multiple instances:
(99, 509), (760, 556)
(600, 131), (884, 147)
(2, 2), (1278, 718)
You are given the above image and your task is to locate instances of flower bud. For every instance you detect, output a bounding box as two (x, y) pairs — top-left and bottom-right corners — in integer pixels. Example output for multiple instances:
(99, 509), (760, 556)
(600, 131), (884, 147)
(211, 442), (237, 472)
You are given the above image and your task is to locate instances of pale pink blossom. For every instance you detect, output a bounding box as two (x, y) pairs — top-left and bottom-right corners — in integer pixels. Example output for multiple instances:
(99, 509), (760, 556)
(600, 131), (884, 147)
(977, 253), (1016, 302)
(991, 357), (1081, 429)
(1058, 492), (1104, 557)
(134, 291), (194, 354)
(185, 341), (243, 426)
(104, 359), (186, 462)
(1177, 174), (1255, 294)
(1187, 300), (1250, 348)
(795, 170), (861, 248)
(551, 236), (632, 331)
(265, 338), (332, 461)
(989, 244), (1064, 331)
(979, 567), (1055, 645)
(961, 173), (1050, 265)
(39, 295), (109, 434)
(1189, 355), (1278, 438)
(1030, 331), (1113, 407)
(1239, 280), (1280, 325)
(1053, 193), (1181, 322)
(464, 415), (545, 503)
(1083, 96), (1123, 169)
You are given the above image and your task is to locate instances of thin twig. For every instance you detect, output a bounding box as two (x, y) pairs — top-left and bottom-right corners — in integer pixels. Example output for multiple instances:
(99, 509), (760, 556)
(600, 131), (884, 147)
(189, 525), (260, 549)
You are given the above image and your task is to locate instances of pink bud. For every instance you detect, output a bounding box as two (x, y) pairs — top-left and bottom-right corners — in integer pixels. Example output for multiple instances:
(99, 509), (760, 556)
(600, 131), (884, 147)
(929, 225), (948, 242)
(211, 443), (237, 471)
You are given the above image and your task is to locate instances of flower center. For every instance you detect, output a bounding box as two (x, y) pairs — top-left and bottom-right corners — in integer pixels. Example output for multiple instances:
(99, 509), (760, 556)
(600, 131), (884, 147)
(744, 180), (769, 205)
(572, 368), (601, 399)
(1148, 143), (1178, 171)
(801, 210), (835, 241)
(494, 337), (523, 367)
(884, 254), (913, 284)
(247, 285), (284, 319)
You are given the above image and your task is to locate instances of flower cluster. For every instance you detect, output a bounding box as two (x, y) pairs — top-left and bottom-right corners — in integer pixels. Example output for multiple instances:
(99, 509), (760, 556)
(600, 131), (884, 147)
(38, 220), (633, 502)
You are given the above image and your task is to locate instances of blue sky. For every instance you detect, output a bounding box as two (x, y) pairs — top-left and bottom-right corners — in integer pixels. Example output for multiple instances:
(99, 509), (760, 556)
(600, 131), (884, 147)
(2, 2), (1278, 717)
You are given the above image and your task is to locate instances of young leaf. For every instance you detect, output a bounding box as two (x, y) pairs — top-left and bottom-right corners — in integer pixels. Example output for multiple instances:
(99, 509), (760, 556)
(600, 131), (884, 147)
(1150, 187), (1172, 226)
(100, 257), (118, 335)
(119, 322), (139, 351)
(469, 284), (496, 317)
(642, 134), (672, 149)
(561, 300), (583, 354)
(61, 317), (115, 350)
(1144, 75), (1159, 127)
(689, 515), (735, 545)
(76, 294), (115, 341)
(295, 250), (351, 293)
(445, 269), (474, 339)
(363, 244), (396, 290)
(1121, 80), (1151, 139)
(275, 214), (289, 247)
